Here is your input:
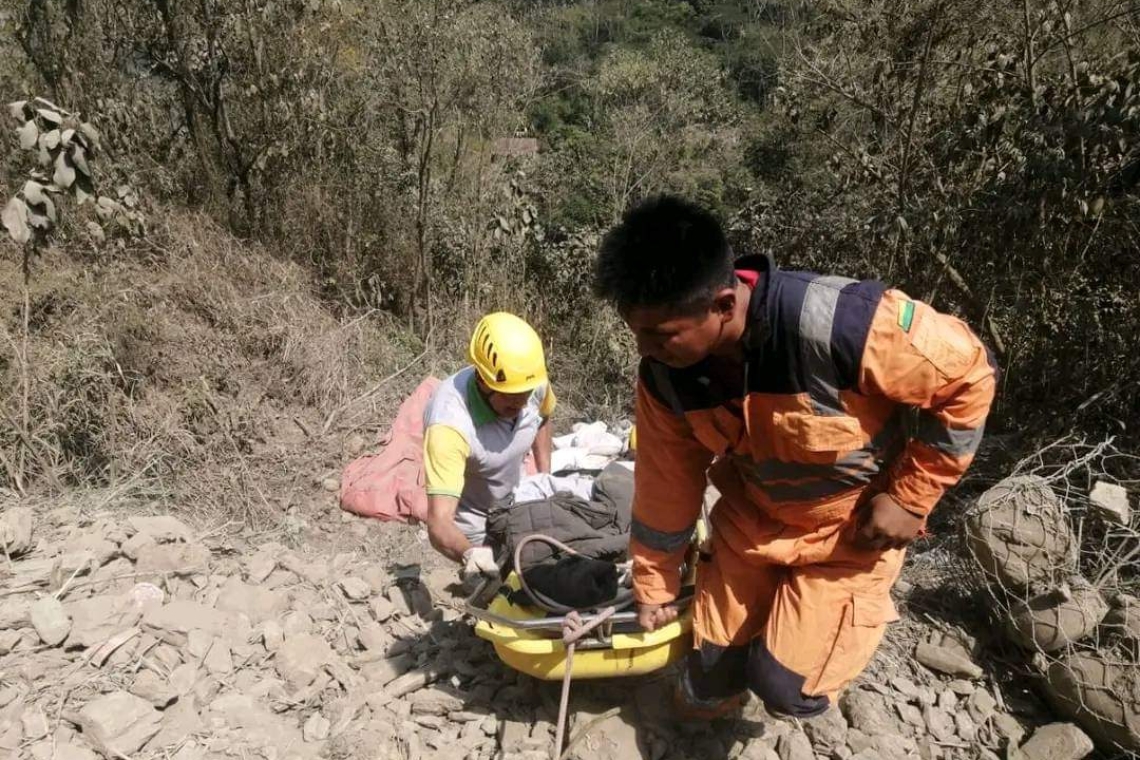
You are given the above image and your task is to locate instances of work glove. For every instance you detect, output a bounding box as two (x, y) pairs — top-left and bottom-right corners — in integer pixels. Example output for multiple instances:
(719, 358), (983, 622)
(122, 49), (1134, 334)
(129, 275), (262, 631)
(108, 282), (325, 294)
(460, 546), (499, 581)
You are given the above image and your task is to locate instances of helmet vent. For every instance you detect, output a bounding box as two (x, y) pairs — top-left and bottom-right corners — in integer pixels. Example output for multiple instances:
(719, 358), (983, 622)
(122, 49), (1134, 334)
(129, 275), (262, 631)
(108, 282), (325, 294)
(496, 369), (506, 383)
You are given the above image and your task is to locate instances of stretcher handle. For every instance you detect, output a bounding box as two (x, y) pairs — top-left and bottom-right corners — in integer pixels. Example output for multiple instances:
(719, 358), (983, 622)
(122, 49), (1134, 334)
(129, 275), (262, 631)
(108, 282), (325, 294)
(463, 583), (694, 633)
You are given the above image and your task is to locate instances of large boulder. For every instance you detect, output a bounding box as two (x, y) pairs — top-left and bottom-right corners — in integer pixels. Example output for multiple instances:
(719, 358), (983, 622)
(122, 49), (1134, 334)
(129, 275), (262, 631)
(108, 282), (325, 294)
(1040, 650), (1140, 752)
(1007, 578), (1109, 652)
(965, 475), (1076, 592)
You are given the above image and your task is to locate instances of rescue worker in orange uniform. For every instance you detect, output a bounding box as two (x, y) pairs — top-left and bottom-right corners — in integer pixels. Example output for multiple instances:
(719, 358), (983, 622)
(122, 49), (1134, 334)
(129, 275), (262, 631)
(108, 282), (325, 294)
(592, 196), (997, 719)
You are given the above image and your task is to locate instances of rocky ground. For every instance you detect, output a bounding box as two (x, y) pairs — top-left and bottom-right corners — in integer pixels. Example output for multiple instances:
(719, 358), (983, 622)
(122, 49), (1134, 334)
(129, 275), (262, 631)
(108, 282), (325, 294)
(0, 496), (1101, 760)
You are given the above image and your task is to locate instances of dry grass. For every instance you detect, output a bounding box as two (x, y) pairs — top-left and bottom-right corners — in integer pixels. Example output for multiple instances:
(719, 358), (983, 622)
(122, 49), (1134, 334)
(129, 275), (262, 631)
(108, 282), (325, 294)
(0, 209), (423, 528)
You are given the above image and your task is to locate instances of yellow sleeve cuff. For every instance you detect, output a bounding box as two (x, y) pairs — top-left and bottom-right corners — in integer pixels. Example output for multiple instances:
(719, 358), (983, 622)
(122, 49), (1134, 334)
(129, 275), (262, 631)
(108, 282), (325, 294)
(539, 384), (557, 418)
(423, 425), (470, 497)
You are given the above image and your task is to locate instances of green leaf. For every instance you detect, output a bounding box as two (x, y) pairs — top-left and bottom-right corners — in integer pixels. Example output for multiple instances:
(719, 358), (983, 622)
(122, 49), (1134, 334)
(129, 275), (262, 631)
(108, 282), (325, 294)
(36, 108), (62, 125)
(41, 129), (60, 150)
(7, 101), (27, 120)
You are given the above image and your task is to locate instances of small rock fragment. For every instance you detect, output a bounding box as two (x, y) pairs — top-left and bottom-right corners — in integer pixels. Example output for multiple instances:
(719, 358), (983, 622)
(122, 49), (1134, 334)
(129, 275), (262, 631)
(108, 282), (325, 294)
(203, 639), (233, 676)
(168, 664), (199, 696)
(339, 577), (372, 601)
(991, 713), (1026, 746)
(261, 620), (284, 652)
(1014, 722), (1093, 760)
(371, 596), (395, 622)
(0, 629), (21, 654)
(0, 507), (34, 557)
(357, 622), (390, 653)
(303, 713), (330, 742)
(915, 641), (983, 679)
(21, 706), (50, 740)
(924, 705), (956, 742)
(69, 690), (162, 757)
(120, 532), (156, 561)
(776, 729), (813, 760)
(30, 596), (71, 646)
(967, 689), (997, 724)
(130, 670), (177, 708)
(135, 542), (210, 576)
(802, 707), (848, 751)
(282, 610), (314, 638)
(956, 711), (978, 743)
(276, 633), (333, 688)
(896, 703), (924, 728)
(1089, 481), (1131, 526)
(128, 516), (192, 543)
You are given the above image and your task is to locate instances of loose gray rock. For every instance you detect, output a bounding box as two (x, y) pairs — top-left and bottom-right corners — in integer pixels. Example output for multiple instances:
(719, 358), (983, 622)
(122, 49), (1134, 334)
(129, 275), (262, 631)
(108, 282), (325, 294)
(68, 691), (162, 757)
(0, 629), (22, 654)
(21, 706), (49, 740)
(261, 620), (284, 652)
(276, 633), (334, 688)
(130, 670), (177, 708)
(0, 507), (34, 557)
(802, 706), (848, 751)
(967, 689), (997, 724)
(135, 542), (210, 576)
(371, 596), (396, 623)
(30, 596), (71, 646)
(915, 642), (983, 679)
(214, 577), (288, 624)
(923, 705), (956, 742)
(128, 516), (192, 543)
(338, 577), (372, 601)
(776, 729), (812, 760)
(303, 713), (330, 742)
(120, 531), (156, 561)
(1089, 481), (1130, 526)
(1013, 723), (1093, 760)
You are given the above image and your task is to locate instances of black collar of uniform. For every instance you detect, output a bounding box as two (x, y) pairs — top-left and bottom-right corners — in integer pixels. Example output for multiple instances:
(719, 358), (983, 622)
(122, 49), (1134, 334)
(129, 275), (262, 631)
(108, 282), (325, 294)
(735, 252), (775, 356)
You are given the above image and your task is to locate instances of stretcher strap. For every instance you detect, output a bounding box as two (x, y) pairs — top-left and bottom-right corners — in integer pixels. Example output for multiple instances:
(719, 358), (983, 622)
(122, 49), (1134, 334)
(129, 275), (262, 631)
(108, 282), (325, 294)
(512, 533), (634, 614)
(554, 606), (618, 759)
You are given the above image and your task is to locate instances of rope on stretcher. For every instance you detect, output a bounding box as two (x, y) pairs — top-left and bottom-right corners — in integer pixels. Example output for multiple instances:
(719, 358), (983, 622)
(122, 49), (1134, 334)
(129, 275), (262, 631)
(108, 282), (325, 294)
(510, 534), (632, 759)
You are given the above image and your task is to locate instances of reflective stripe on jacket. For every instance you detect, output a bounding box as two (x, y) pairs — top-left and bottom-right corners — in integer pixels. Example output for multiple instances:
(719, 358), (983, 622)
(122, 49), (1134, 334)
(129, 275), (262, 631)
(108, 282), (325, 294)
(630, 254), (997, 605)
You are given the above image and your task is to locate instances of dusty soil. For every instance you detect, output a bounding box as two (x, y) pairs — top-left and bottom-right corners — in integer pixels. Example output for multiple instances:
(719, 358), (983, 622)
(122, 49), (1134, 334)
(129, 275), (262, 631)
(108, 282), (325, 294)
(0, 483), (1095, 760)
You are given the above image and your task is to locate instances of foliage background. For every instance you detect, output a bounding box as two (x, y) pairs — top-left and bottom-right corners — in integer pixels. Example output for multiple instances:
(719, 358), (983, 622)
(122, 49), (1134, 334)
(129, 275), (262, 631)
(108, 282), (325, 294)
(2, 0), (1139, 495)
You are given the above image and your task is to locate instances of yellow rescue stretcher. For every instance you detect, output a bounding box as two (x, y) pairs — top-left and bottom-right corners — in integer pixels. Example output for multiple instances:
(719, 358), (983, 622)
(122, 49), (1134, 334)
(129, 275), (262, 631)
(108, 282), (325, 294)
(465, 522), (706, 682)
(469, 573), (693, 680)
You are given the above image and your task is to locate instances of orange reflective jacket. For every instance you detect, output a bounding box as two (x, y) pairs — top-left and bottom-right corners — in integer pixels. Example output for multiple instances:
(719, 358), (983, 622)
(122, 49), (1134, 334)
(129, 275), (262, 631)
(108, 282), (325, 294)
(631, 255), (998, 605)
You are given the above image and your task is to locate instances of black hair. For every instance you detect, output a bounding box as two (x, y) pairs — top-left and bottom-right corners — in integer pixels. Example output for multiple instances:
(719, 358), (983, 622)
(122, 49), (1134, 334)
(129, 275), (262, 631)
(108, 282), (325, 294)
(592, 194), (735, 313)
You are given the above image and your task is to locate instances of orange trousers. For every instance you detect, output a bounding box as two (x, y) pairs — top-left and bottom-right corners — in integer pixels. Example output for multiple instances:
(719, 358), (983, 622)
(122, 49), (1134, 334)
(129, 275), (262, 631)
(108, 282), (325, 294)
(687, 478), (904, 716)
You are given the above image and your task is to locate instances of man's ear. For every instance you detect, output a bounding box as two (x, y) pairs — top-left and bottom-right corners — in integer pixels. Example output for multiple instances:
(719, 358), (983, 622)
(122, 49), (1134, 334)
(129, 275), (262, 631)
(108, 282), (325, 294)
(712, 287), (737, 323)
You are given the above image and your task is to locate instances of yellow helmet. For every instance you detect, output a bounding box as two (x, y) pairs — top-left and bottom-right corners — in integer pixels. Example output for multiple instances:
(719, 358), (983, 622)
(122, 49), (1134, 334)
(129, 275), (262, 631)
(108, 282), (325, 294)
(468, 312), (548, 393)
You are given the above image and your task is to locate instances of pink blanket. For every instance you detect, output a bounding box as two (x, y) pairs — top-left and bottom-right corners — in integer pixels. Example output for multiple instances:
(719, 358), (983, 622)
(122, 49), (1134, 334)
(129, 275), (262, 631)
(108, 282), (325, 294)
(339, 374), (538, 524)
(339, 376), (440, 523)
